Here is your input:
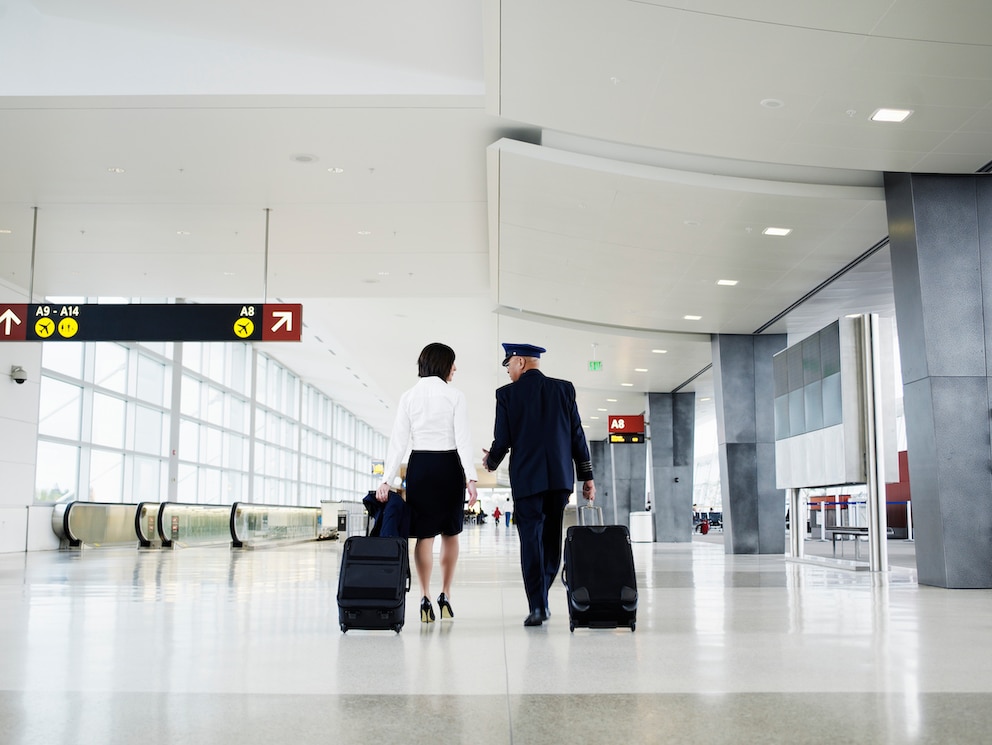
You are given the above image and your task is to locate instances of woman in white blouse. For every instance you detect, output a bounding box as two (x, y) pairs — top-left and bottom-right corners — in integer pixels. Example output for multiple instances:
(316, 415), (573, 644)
(376, 343), (479, 623)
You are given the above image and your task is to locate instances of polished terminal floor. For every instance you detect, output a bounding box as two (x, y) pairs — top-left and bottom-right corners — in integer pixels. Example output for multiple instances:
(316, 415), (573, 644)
(2, 524), (991, 745)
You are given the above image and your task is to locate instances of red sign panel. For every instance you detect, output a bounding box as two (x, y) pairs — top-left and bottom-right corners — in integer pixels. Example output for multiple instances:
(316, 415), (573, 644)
(262, 304), (302, 341)
(0, 304), (28, 341)
(608, 414), (645, 434)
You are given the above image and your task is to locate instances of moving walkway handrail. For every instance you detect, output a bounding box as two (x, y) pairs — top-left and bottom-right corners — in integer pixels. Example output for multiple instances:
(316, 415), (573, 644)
(135, 502), (161, 548)
(52, 501), (323, 550)
(230, 502), (320, 548)
(157, 502), (232, 548)
(52, 501), (141, 549)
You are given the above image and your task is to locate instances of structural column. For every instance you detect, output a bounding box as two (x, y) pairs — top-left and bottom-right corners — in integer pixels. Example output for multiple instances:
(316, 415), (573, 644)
(648, 392), (695, 542)
(588, 439), (644, 526)
(711, 334), (787, 554)
(884, 173), (992, 588)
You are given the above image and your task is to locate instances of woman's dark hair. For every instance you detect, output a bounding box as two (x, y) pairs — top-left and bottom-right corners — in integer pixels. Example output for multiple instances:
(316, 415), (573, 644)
(418, 342), (455, 380)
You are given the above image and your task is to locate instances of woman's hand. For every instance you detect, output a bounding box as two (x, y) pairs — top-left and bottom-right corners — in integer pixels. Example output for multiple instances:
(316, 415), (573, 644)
(375, 482), (390, 502)
(467, 480), (478, 508)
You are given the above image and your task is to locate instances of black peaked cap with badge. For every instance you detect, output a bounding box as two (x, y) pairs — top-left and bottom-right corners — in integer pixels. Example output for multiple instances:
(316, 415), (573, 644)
(501, 343), (546, 366)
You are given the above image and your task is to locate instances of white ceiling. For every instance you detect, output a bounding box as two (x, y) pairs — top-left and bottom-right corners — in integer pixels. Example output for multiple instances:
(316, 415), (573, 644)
(1, 0), (990, 456)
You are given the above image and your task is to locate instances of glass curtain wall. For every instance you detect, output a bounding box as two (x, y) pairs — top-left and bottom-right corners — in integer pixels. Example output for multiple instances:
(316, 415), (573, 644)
(34, 317), (384, 506)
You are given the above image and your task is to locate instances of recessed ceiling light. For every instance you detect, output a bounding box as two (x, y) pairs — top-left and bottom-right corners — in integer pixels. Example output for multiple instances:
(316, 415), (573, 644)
(760, 98), (785, 109)
(634, 368), (648, 372)
(684, 315), (702, 321)
(590, 416), (600, 420)
(651, 349), (667, 354)
(871, 108), (913, 123)
(606, 398), (618, 403)
(107, 167), (125, 174)
(597, 408), (608, 412)
(0, 229), (11, 234)
(377, 271), (390, 276)
(327, 167), (345, 174)
(357, 230), (372, 236)
(717, 279), (738, 286)
(700, 397), (711, 402)
(763, 227), (792, 236)
(176, 231), (190, 236)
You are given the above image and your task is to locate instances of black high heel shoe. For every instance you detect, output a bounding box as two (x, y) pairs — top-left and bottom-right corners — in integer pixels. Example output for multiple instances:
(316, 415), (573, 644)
(437, 593), (454, 619)
(420, 596), (435, 623)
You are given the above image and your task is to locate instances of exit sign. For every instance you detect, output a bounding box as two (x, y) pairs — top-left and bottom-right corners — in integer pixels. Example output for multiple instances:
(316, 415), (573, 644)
(588, 360), (602, 371)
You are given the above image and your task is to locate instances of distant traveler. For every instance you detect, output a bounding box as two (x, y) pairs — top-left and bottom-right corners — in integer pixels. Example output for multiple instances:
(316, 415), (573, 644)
(483, 343), (595, 627)
(377, 343), (478, 623)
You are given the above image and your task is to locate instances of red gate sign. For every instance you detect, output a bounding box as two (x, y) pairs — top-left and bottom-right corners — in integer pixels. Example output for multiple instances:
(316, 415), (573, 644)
(0, 304), (28, 340)
(608, 414), (644, 434)
(262, 304), (302, 341)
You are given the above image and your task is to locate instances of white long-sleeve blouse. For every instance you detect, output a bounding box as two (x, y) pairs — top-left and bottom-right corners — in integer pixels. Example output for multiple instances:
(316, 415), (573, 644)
(381, 376), (478, 486)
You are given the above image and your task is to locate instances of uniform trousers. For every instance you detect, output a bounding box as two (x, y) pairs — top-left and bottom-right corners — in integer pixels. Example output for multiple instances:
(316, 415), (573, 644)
(513, 489), (570, 613)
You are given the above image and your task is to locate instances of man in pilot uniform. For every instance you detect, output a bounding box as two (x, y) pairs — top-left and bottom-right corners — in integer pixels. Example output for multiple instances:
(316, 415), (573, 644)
(483, 343), (596, 627)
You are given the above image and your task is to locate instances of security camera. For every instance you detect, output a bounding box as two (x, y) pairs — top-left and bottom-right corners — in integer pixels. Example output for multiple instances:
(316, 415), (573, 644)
(10, 366), (26, 385)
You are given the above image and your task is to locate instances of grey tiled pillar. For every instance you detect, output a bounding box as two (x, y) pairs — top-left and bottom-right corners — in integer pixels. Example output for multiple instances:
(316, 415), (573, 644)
(884, 173), (992, 588)
(649, 392), (695, 542)
(711, 334), (787, 554)
(589, 438), (644, 526)
(589, 440), (612, 521)
(613, 439), (646, 525)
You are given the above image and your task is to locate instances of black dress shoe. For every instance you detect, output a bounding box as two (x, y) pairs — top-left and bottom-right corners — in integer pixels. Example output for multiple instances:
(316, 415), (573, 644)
(523, 610), (544, 627)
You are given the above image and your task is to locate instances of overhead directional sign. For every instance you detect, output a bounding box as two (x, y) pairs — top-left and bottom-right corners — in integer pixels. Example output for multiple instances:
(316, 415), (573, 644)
(609, 433), (645, 444)
(0, 303), (303, 342)
(608, 414), (646, 444)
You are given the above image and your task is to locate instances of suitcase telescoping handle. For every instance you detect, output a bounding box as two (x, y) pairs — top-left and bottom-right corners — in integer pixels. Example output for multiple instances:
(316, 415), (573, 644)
(578, 504), (604, 526)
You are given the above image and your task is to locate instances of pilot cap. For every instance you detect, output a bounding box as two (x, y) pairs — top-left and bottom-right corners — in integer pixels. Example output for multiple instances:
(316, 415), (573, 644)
(502, 343), (546, 366)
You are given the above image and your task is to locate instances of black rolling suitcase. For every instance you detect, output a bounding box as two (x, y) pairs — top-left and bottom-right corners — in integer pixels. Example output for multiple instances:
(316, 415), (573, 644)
(337, 536), (410, 633)
(562, 525), (638, 632)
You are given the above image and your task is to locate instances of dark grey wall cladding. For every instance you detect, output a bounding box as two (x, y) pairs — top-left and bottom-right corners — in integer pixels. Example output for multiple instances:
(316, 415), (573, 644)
(772, 323), (837, 441)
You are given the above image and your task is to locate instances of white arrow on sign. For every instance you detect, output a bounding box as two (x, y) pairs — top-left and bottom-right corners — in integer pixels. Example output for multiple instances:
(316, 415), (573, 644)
(271, 311), (293, 333)
(0, 308), (22, 335)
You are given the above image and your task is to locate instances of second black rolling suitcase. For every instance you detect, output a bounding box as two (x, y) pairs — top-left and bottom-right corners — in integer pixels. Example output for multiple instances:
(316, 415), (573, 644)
(562, 525), (638, 632)
(337, 535), (410, 633)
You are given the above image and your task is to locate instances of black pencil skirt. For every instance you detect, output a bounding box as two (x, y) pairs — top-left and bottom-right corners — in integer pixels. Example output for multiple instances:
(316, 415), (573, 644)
(405, 450), (467, 539)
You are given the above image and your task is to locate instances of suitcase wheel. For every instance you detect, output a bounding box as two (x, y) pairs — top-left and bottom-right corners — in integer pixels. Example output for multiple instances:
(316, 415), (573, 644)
(393, 624), (403, 633)
(340, 624), (348, 633)
(630, 621), (636, 632)
(569, 622), (575, 632)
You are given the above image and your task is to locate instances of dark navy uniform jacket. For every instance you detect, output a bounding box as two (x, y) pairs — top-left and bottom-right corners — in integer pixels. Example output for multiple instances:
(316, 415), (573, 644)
(485, 369), (593, 498)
